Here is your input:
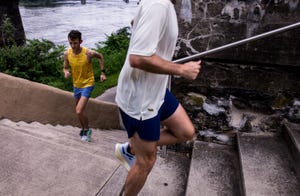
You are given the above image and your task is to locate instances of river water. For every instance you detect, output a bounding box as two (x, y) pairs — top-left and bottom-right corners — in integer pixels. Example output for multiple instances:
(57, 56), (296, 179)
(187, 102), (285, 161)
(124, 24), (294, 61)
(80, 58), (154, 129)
(19, 0), (139, 48)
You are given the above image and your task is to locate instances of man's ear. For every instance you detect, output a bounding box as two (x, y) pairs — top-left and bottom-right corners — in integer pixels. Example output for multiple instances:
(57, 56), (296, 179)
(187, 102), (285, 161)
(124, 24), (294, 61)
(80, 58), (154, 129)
(80, 40), (83, 44)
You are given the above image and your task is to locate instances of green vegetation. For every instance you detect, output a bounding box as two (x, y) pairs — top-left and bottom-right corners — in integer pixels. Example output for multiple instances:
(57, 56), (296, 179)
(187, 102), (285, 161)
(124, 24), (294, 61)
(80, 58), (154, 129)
(91, 27), (130, 96)
(20, 0), (57, 7)
(0, 15), (17, 47)
(95, 27), (130, 76)
(0, 39), (69, 89)
(0, 27), (130, 98)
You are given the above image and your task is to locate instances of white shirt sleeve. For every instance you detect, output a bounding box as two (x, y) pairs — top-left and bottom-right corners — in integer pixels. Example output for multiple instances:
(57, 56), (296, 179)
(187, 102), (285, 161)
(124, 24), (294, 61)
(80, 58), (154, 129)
(129, 3), (168, 56)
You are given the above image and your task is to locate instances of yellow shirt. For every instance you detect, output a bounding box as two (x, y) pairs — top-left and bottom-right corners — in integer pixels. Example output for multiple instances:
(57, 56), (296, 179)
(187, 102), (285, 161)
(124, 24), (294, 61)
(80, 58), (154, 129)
(68, 47), (95, 88)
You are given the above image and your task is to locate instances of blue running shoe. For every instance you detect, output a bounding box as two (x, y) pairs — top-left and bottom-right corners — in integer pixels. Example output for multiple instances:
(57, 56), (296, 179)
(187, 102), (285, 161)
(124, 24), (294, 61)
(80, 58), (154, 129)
(115, 142), (135, 171)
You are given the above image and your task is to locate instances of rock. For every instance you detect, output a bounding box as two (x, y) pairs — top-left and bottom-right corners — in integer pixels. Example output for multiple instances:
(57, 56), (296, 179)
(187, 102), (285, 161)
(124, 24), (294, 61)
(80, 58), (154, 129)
(203, 102), (226, 116)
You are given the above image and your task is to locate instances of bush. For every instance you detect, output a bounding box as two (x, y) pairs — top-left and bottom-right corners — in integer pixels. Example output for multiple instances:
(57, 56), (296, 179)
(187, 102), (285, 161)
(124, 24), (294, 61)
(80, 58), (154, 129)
(0, 27), (131, 96)
(94, 27), (130, 76)
(0, 39), (73, 90)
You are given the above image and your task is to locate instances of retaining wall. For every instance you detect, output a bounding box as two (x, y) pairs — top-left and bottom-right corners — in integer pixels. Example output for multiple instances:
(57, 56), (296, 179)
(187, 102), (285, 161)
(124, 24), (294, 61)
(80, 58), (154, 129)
(0, 73), (121, 129)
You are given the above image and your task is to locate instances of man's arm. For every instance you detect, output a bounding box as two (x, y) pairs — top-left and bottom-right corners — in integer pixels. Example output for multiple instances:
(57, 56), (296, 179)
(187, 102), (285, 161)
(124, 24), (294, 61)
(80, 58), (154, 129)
(63, 51), (71, 78)
(129, 54), (201, 80)
(87, 49), (106, 82)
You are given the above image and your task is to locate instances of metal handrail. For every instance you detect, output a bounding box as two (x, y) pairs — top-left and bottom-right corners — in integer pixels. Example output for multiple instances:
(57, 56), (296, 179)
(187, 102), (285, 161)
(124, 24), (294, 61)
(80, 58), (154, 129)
(173, 22), (300, 64)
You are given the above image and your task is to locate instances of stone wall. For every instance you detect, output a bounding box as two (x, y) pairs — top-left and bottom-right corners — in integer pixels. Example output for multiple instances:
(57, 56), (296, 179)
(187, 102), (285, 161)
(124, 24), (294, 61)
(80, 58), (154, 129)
(174, 0), (300, 66)
(172, 62), (300, 111)
(172, 0), (300, 103)
(0, 73), (121, 129)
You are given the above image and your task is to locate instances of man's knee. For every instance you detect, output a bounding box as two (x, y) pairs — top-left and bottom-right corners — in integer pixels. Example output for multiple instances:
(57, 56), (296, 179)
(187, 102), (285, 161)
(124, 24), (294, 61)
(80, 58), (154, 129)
(185, 126), (195, 140)
(136, 149), (157, 174)
(76, 106), (84, 116)
(137, 158), (156, 175)
(180, 125), (195, 142)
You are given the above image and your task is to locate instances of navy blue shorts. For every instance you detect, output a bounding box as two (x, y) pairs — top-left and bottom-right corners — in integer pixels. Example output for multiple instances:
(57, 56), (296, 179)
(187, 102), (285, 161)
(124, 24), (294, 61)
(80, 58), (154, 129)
(119, 89), (179, 141)
(73, 86), (94, 99)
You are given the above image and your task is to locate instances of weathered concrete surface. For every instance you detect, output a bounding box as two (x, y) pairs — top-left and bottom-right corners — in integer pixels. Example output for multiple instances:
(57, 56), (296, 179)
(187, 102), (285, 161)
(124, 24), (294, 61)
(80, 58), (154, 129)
(0, 73), (120, 129)
(0, 118), (127, 196)
(237, 132), (300, 196)
(0, 118), (191, 196)
(96, 86), (116, 104)
(185, 141), (242, 196)
(139, 150), (190, 196)
(101, 150), (191, 196)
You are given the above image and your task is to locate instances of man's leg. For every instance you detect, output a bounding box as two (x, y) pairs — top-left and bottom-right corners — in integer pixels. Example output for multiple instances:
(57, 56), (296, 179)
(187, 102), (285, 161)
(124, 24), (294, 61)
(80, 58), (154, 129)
(75, 96), (89, 129)
(123, 132), (157, 196)
(158, 103), (195, 146)
(122, 104), (194, 195)
(118, 103), (194, 171)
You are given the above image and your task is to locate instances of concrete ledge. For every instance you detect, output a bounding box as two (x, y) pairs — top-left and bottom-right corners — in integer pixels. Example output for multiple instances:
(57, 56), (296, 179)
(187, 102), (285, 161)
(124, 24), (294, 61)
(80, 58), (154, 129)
(0, 73), (120, 129)
(237, 132), (300, 196)
(185, 141), (242, 196)
(282, 119), (300, 179)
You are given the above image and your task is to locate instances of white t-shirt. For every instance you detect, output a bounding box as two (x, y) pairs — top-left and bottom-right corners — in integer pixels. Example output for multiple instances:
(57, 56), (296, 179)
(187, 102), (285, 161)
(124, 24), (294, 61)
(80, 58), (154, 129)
(115, 0), (178, 120)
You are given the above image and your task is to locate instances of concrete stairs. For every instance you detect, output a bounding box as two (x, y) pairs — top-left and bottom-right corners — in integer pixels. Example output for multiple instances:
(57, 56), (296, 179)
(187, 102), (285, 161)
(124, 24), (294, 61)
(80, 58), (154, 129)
(0, 118), (128, 196)
(0, 118), (189, 196)
(1, 118), (299, 196)
(185, 120), (300, 196)
(185, 141), (242, 196)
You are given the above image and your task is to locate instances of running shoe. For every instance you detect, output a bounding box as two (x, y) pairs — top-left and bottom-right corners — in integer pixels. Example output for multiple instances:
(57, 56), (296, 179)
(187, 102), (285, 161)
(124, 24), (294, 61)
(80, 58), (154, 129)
(85, 129), (92, 142)
(80, 129), (92, 142)
(115, 142), (136, 171)
(79, 129), (86, 141)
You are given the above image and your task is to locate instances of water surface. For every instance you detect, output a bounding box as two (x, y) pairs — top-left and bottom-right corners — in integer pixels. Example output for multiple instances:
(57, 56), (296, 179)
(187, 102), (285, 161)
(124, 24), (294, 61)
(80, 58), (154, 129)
(20, 0), (138, 48)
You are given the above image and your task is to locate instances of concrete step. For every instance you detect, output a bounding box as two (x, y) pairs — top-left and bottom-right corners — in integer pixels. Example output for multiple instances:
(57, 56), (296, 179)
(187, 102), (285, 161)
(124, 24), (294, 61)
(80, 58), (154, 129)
(282, 119), (300, 179)
(0, 119), (127, 159)
(0, 118), (192, 196)
(237, 132), (300, 196)
(139, 150), (190, 196)
(0, 118), (127, 196)
(97, 147), (191, 196)
(3, 117), (299, 196)
(185, 140), (242, 196)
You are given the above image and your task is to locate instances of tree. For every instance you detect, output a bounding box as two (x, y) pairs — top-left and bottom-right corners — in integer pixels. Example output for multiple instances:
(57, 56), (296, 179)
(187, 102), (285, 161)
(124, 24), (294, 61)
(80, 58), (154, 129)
(0, 0), (25, 47)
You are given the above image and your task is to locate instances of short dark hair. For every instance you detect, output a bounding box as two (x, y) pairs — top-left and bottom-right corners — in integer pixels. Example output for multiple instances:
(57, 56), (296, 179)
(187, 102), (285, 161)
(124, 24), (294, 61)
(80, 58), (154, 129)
(68, 30), (82, 41)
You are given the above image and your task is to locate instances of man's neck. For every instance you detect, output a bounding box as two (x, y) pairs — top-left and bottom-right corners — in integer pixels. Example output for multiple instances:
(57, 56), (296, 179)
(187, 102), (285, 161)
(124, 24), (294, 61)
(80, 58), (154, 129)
(72, 47), (82, 55)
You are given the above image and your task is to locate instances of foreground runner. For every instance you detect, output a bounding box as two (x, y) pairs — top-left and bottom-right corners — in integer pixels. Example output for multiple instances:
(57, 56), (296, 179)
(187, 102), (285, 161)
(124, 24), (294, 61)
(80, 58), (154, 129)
(114, 0), (201, 195)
